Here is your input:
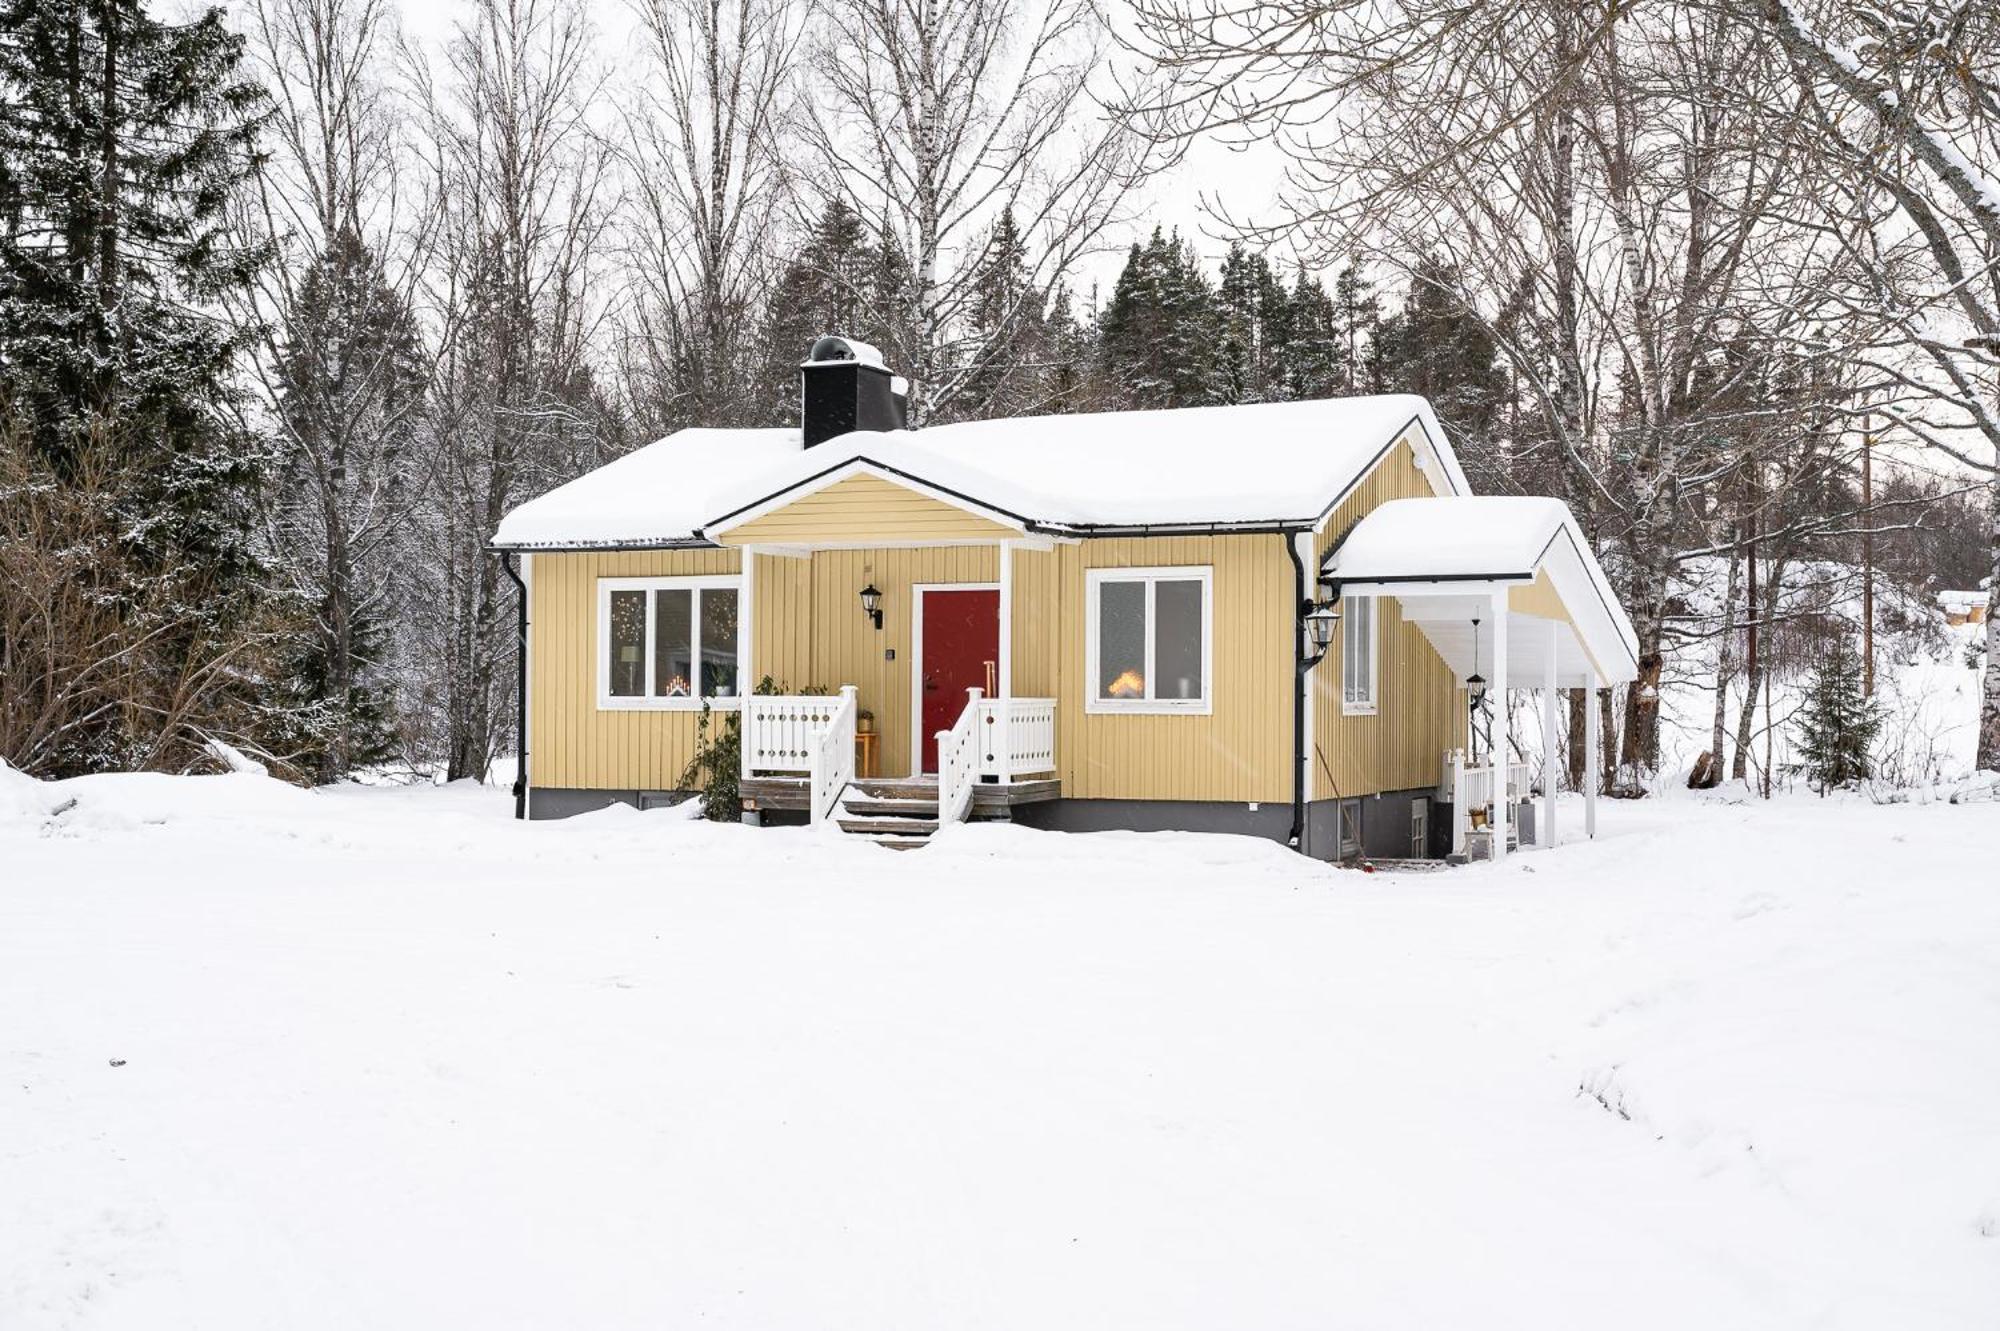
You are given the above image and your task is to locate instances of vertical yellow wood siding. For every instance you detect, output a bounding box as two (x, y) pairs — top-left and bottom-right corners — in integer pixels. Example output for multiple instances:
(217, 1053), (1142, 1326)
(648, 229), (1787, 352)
(530, 547), (740, 791)
(1047, 534), (1294, 803)
(1311, 440), (1467, 800)
(717, 472), (1020, 544)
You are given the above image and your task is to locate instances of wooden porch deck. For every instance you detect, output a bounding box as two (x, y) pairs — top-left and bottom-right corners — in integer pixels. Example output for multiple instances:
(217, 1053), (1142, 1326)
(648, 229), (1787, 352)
(740, 774), (1060, 819)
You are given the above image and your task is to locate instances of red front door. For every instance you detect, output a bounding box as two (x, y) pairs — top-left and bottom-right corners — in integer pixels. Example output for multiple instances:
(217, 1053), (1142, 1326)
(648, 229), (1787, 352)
(920, 588), (1000, 773)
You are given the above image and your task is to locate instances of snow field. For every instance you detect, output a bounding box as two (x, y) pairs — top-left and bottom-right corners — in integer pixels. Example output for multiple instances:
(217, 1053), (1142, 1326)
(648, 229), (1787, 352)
(3, 767), (1997, 1328)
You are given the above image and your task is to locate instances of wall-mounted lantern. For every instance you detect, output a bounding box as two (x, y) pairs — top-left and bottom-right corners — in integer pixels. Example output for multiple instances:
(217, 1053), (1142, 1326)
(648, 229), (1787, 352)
(859, 582), (883, 630)
(1300, 594), (1341, 670)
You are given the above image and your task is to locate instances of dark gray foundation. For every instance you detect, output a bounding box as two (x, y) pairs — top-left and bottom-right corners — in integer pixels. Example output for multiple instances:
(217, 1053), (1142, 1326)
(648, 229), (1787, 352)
(527, 787), (696, 820)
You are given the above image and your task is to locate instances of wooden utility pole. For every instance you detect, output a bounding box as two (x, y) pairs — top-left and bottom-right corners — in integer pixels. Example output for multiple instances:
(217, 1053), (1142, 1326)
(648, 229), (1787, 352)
(1862, 417), (1875, 696)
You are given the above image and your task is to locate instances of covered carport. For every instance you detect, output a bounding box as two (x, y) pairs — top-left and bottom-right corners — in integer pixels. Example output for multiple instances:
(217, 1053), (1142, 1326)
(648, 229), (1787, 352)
(1323, 496), (1641, 862)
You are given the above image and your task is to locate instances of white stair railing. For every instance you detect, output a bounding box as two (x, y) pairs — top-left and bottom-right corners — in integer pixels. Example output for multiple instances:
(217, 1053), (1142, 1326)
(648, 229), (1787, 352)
(974, 696), (1056, 781)
(742, 693), (847, 776)
(1444, 750), (1533, 858)
(806, 685), (859, 825)
(935, 687), (982, 826)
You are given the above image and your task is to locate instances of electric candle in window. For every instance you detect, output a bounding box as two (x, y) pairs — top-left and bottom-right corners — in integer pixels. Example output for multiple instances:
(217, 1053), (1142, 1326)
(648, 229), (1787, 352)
(664, 675), (690, 697)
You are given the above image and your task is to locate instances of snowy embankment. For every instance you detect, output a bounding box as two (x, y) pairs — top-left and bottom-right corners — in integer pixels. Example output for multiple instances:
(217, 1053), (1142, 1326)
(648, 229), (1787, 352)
(3, 768), (1997, 1329)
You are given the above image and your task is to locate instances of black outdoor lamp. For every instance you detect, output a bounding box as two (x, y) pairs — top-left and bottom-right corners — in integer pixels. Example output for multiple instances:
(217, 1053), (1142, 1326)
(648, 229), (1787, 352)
(1472, 615), (1488, 711)
(1467, 616), (1488, 763)
(1307, 602), (1340, 652)
(859, 582), (883, 630)
(1300, 594), (1340, 670)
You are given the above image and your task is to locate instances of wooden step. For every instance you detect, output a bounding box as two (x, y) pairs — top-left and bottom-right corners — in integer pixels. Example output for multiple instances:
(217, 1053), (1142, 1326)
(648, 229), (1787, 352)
(837, 816), (940, 837)
(840, 796), (940, 819)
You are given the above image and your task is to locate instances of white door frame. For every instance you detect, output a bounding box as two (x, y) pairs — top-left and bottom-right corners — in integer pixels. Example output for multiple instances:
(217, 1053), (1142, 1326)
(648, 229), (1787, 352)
(909, 581), (1001, 775)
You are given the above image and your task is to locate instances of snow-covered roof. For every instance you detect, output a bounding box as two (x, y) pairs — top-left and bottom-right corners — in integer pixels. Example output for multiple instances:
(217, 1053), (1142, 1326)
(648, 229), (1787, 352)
(492, 428), (801, 550)
(494, 395), (1466, 549)
(1325, 496), (1641, 682)
(1938, 589), (1987, 609)
(1325, 496), (1577, 582)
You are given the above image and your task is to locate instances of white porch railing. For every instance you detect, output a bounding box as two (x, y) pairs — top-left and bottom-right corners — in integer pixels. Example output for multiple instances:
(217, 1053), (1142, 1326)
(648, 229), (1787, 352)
(742, 687), (857, 824)
(1445, 749), (1530, 858)
(935, 688), (982, 826)
(974, 696), (1057, 781)
(807, 687), (858, 824)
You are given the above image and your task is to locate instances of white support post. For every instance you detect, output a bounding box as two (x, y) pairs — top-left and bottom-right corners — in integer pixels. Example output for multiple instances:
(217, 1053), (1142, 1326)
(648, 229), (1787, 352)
(997, 540), (1012, 701)
(1490, 592), (1509, 864)
(1542, 620), (1558, 848)
(1585, 682), (1601, 839)
(739, 545), (757, 695)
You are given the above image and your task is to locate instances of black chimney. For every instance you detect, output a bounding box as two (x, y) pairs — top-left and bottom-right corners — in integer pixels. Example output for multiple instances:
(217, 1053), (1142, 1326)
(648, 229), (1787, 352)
(800, 335), (909, 447)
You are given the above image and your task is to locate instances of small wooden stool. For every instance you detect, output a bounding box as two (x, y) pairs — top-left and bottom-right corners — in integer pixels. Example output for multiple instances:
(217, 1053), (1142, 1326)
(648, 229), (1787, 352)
(854, 731), (879, 779)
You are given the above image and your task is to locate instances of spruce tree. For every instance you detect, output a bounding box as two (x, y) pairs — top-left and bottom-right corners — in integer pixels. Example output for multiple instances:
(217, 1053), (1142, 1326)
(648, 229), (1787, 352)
(760, 199), (906, 419)
(957, 208), (1049, 421)
(1375, 258), (1506, 463)
(1283, 271), (1342, 399)
(1791, 637), (1882, 795)
(263, 227), (425, 782)
(1099, 227), (1221, 409)
(0, 0), (269, 773)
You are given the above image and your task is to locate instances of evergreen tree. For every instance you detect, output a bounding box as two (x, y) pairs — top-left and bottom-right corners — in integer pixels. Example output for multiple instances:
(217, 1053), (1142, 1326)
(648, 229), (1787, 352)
(956, 208), (1050, 420)
(1791, 637), (1882, 795)
(0, 0), (269, 773)
(1098, 227), (1222, 409)
(262, 227), (426, 782)
(1376, 258), (1505, 478)
(1216, 243), (1270, 403)
(1332, 265), (1380, 392)
(1042, 283), (1096, 413)
(1282, 271), (1342, 399)
(760, 199), (908, 421)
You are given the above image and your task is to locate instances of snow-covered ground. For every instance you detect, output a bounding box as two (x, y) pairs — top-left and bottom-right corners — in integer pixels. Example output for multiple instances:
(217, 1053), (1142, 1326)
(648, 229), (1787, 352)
(4, 768), (1998, 1329)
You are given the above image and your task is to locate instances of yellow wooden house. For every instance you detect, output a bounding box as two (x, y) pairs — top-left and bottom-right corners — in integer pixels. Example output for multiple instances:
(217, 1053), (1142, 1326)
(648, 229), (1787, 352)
(491, 336), (1639, 860)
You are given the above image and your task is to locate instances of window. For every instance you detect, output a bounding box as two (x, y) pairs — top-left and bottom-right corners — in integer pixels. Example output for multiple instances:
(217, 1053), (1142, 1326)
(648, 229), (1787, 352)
(598, 576), (740, 709)
(1085, 566), (1212, 713)
(1342, 594), (1377, 714)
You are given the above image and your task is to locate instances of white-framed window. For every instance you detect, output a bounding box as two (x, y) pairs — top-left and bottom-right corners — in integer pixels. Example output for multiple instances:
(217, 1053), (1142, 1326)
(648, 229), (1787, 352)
(598, 575), (742, 710)
(1084, 565), (1213, 714)
(1342, 594), (1377, 714)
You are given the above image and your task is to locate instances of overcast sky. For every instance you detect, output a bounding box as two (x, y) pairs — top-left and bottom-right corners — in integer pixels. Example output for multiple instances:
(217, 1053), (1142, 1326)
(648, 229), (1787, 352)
(380, 0), (1291, 291)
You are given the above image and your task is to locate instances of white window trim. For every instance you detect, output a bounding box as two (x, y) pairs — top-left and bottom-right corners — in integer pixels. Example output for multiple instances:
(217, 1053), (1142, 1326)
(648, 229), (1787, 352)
(1083, 564), (1214, 715)
(1342, 593), (1379, 716)
(597, 575), (745, 711)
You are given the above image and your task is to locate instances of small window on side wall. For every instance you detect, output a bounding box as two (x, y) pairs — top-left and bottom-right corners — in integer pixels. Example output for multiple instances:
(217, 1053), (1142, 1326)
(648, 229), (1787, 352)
(1086, 566), (1212, 713)
(1342, 594), (1377, 714)
(600, 576), (740, 709)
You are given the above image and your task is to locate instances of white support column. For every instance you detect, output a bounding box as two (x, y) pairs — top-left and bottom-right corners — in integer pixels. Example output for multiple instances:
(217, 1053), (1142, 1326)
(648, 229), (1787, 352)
(1585, 681), (1601, 839)
(996, 540), (1012, 700)
(1542, 620), (1559, 848)
(739, 545), (757, 694)
(1490, 592), (1509, 864)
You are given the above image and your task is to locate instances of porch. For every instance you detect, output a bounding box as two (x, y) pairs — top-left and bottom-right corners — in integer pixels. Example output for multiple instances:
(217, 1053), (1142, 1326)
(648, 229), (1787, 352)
(738, 689), (1060, 846)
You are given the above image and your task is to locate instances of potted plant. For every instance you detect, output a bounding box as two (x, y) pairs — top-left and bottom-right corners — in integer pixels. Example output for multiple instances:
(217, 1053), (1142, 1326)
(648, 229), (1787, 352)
(856, 708), (875, 734)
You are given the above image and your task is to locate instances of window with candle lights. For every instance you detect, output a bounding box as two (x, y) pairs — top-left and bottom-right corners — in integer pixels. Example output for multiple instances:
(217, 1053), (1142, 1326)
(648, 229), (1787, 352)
(598, 575), (740, 708)
(1085, 566), (1212, 713)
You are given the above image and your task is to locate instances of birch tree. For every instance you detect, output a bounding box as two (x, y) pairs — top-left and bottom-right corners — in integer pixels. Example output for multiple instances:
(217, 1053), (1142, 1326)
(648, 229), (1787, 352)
(237, 0), (435, 781)
(621, 0), (803, 431)
(805, 0), (1137, 420)
(409, 0), (613, 781)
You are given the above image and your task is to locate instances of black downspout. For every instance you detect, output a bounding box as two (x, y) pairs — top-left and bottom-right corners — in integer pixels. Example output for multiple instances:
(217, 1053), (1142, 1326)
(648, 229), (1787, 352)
(500, 552), (528, 820)
(1285, 533), (1308, 852)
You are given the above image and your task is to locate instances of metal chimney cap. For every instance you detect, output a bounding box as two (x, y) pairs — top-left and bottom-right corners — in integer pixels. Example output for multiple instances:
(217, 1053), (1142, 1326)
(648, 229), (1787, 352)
(803, 335), (886, 370)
